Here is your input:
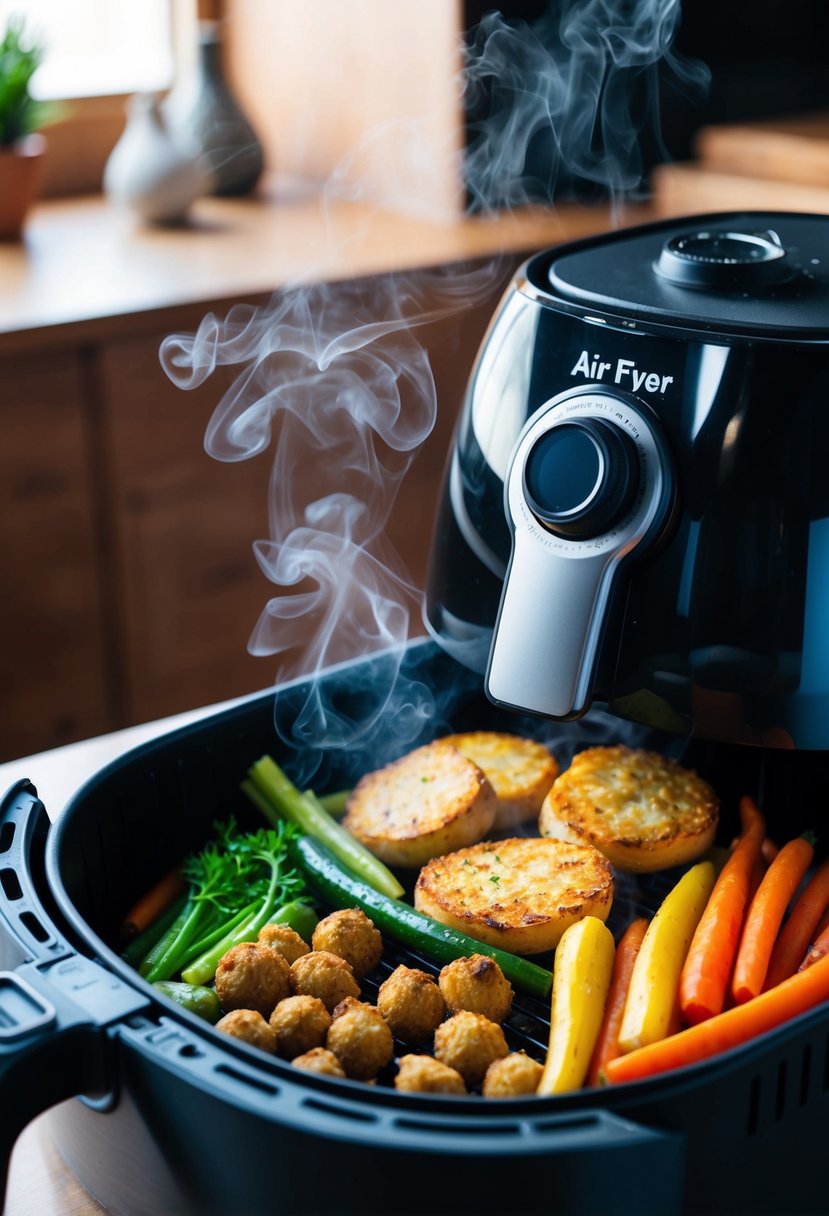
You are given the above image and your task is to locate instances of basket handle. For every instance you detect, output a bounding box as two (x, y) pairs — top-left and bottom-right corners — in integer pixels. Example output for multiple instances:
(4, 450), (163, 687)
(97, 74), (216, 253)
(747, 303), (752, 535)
(0, 781), (148, 1204)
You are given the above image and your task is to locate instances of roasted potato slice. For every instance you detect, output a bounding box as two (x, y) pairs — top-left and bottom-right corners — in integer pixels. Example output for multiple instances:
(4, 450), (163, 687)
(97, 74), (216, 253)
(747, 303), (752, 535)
(539, 745), (719, 873)
(438, 731), (559, 829)
(342, 741), (496, 868)
(414, 836), (614, 954)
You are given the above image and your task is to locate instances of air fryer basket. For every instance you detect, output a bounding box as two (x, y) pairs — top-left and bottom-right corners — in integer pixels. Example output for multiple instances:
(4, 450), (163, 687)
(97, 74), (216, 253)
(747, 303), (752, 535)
(2, 638), (829, 1216)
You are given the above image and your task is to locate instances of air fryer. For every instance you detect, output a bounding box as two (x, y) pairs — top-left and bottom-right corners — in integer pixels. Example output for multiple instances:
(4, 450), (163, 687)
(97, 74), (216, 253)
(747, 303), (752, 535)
(426, 211), (829, 751)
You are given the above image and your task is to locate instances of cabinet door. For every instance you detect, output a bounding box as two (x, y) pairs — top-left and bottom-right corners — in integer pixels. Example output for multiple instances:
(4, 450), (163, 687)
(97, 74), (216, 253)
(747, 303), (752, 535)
(98, 333), (273, 726)
(0, 351), (110, 761)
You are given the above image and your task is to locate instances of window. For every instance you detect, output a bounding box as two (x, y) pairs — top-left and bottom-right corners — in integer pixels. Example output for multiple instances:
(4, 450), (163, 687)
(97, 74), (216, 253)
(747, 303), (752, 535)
(0, 1), (178, 100)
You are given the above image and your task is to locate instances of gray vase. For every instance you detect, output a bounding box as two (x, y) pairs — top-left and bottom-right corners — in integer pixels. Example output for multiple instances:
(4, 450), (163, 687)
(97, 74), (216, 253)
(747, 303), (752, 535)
(168, 20), (265, 198)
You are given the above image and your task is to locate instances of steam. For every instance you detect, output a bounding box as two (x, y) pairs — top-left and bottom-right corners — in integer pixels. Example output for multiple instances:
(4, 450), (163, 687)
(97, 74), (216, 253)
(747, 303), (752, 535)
(160, 4), (707, 771)
(464, 0), (709, 211)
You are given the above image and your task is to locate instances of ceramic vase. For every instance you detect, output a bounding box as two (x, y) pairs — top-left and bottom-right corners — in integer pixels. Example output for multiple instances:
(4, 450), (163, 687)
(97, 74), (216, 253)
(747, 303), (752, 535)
(167, 20), (264, 197)
(103, 93), (205, 226)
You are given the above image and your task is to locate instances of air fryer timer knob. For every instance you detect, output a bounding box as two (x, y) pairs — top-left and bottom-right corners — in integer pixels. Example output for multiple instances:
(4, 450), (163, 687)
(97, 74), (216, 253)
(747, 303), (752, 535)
(487, 390), (673, 720)
(523, 418), (640, 539)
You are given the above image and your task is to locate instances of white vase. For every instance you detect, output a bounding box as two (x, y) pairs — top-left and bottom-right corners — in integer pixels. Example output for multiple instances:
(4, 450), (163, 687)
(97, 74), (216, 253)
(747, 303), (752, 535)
(104, 92), (206, 225)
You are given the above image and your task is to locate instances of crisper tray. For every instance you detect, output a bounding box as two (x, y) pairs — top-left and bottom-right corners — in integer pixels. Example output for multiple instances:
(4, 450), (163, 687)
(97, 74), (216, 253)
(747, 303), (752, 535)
(25, 639), (829, 1215)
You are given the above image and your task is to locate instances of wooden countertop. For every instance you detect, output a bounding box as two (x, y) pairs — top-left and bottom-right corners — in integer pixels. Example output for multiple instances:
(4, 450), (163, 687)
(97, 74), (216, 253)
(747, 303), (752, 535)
(0, 191), (650, 353)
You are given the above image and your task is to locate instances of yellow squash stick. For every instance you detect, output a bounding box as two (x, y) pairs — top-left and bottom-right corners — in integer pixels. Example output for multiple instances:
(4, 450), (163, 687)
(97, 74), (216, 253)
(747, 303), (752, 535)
(618, 860), (715, 1054)
(537, 916), (615, 1095)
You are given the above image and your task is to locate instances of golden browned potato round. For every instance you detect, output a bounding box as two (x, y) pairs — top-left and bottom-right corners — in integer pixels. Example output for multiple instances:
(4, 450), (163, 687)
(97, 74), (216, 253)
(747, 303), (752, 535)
(482, 1051), (543, 1098)
(438, 954), (513, 1024)
(215, 1008), (277, 1054)
(258, 922), (311, 965)
(433, 1011), (508, 1088)
(539, 745), (719, 873)
(269, 994), (331, 1059)
(311, 908), (383, 978)
(291, 1047), (346, 1078)
(290, 950), (360, 1012)
(343, 741), (497, 868)
(438, 731), (559, 829)
(326, 997), (394, 1081)
(215, 942), (292, 1018)
(377, 965), (446, 1043)
(394, 1054), (467, 1095)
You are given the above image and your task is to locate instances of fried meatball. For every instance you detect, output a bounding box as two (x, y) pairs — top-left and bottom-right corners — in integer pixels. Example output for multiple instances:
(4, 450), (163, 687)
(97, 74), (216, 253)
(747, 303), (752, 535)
(482, 1051), (543, 1098)
(258, 923), (311, 965)
(215, 942), (291, 1018)
(291, 1047), (346, 1078)
(269, 994), (331, 1059)
(311, 908), (383, 978)
(377, 965), (446, 1043)
(215, 1008), (277, 1054)
(290, 950), (360, 1012)
(439, 954), (513, 1024)
(394, 1054), (466, 1095)
(326, 997), (394, 1081)
(433, 1011), (508, 1088)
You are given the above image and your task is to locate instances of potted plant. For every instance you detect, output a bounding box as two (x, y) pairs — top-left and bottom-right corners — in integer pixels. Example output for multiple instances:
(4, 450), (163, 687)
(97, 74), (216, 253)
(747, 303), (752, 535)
(0, 15), (49, 239)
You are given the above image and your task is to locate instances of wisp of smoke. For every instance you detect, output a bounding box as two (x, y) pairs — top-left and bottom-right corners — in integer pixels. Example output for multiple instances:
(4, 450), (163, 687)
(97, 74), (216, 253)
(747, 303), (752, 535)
(160, 3), (707, 771)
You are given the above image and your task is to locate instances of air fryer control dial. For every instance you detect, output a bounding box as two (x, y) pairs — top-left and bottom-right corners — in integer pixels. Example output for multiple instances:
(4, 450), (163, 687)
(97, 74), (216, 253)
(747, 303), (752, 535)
(523, 418), (640, 540)
(487, 388), (673, 720)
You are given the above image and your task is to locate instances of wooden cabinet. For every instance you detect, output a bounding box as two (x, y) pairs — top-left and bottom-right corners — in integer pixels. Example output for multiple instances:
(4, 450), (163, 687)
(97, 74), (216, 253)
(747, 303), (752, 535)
(0, 266), (506, 761)
(0, 351), (111, 758)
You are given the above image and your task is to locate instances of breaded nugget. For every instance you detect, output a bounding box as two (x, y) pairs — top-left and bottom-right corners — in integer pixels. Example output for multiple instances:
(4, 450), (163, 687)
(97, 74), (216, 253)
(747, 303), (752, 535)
(342, 741), (496, 868)
(311, 908), (383, 978)
(215, 942), (291, 1018)
(439, 954), (513, 1024)
(215, 1008), (277, 1054)
(439, 731), (558, 829)
(326, 997), (394, 1081)
(415, 836), (613, 954)
(258, 923), (311, 965)
(539, 745), (719, 873)
(394, 1054), (467, 1095)
(482, 1051), (543, 1098)
(292, 1047), (346, 1078)
(269, 994), (331, 1059)
(434, 1011), (508, 1088)
(290, 950), (360, 1012)
(377, 965), (446, 1043)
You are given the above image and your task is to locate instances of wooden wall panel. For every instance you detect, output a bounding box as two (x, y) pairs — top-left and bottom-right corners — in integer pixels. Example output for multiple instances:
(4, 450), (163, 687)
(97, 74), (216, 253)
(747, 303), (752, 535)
(0, 352), (110, 762)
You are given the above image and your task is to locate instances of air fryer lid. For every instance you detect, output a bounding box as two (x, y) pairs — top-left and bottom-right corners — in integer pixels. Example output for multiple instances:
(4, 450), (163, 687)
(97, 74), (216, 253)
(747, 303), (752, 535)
(538, 212), (829, 337)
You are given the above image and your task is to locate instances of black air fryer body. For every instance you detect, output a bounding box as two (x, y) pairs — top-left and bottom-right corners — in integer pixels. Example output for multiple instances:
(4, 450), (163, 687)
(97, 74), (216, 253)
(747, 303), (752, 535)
(426, 212), (829, 749)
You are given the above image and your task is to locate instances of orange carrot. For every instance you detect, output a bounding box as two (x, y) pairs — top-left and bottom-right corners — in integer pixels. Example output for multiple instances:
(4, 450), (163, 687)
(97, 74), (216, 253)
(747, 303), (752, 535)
(120, 867), (186, 940)
(731, 834), (815, 1005)
(764, 858), (829, 989)
(762, 837), (780, 865)
(604, 947), (829, 1086)
(679, 796), (765, 1025)
(799, 921), (829, 973)
(587, 917), (648, 1086)
(814, 904), (829, 943)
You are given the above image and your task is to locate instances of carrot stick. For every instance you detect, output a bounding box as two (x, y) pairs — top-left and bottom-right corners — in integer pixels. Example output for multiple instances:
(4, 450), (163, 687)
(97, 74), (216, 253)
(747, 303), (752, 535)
(121, 867), (187, 941)
(814, 904), (829, 943)
(731, 834), (815, 1005)
(604, 947), (829, 1086)
(798, 921), (829, 973)
(764, 858), (829, 989)
(762, 837), (780, 865)
(587, 917), (648, 1086)
(679, 796), (765, 1025)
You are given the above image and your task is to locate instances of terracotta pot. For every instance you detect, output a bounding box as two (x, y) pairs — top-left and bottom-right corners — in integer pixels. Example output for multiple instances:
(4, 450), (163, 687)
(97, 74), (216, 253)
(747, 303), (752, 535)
(0, 133), (47, 240)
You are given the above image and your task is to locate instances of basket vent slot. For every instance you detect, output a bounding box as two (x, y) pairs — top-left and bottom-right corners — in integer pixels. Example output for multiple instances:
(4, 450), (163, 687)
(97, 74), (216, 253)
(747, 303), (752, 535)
(304, 1097), (377, 1124)
(394, 1117), (520, 1137)
(19, 910), (49, 943)
(0, 823), (15, 854)
(824, 1032), (829, 1092)
(775, 1059), (788, 1121)
(747, 1075), (762, 1137)
(800, 1043), (812, 1106)
(0, 869), (22, 901)
(215, 1063), (280, 1097)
